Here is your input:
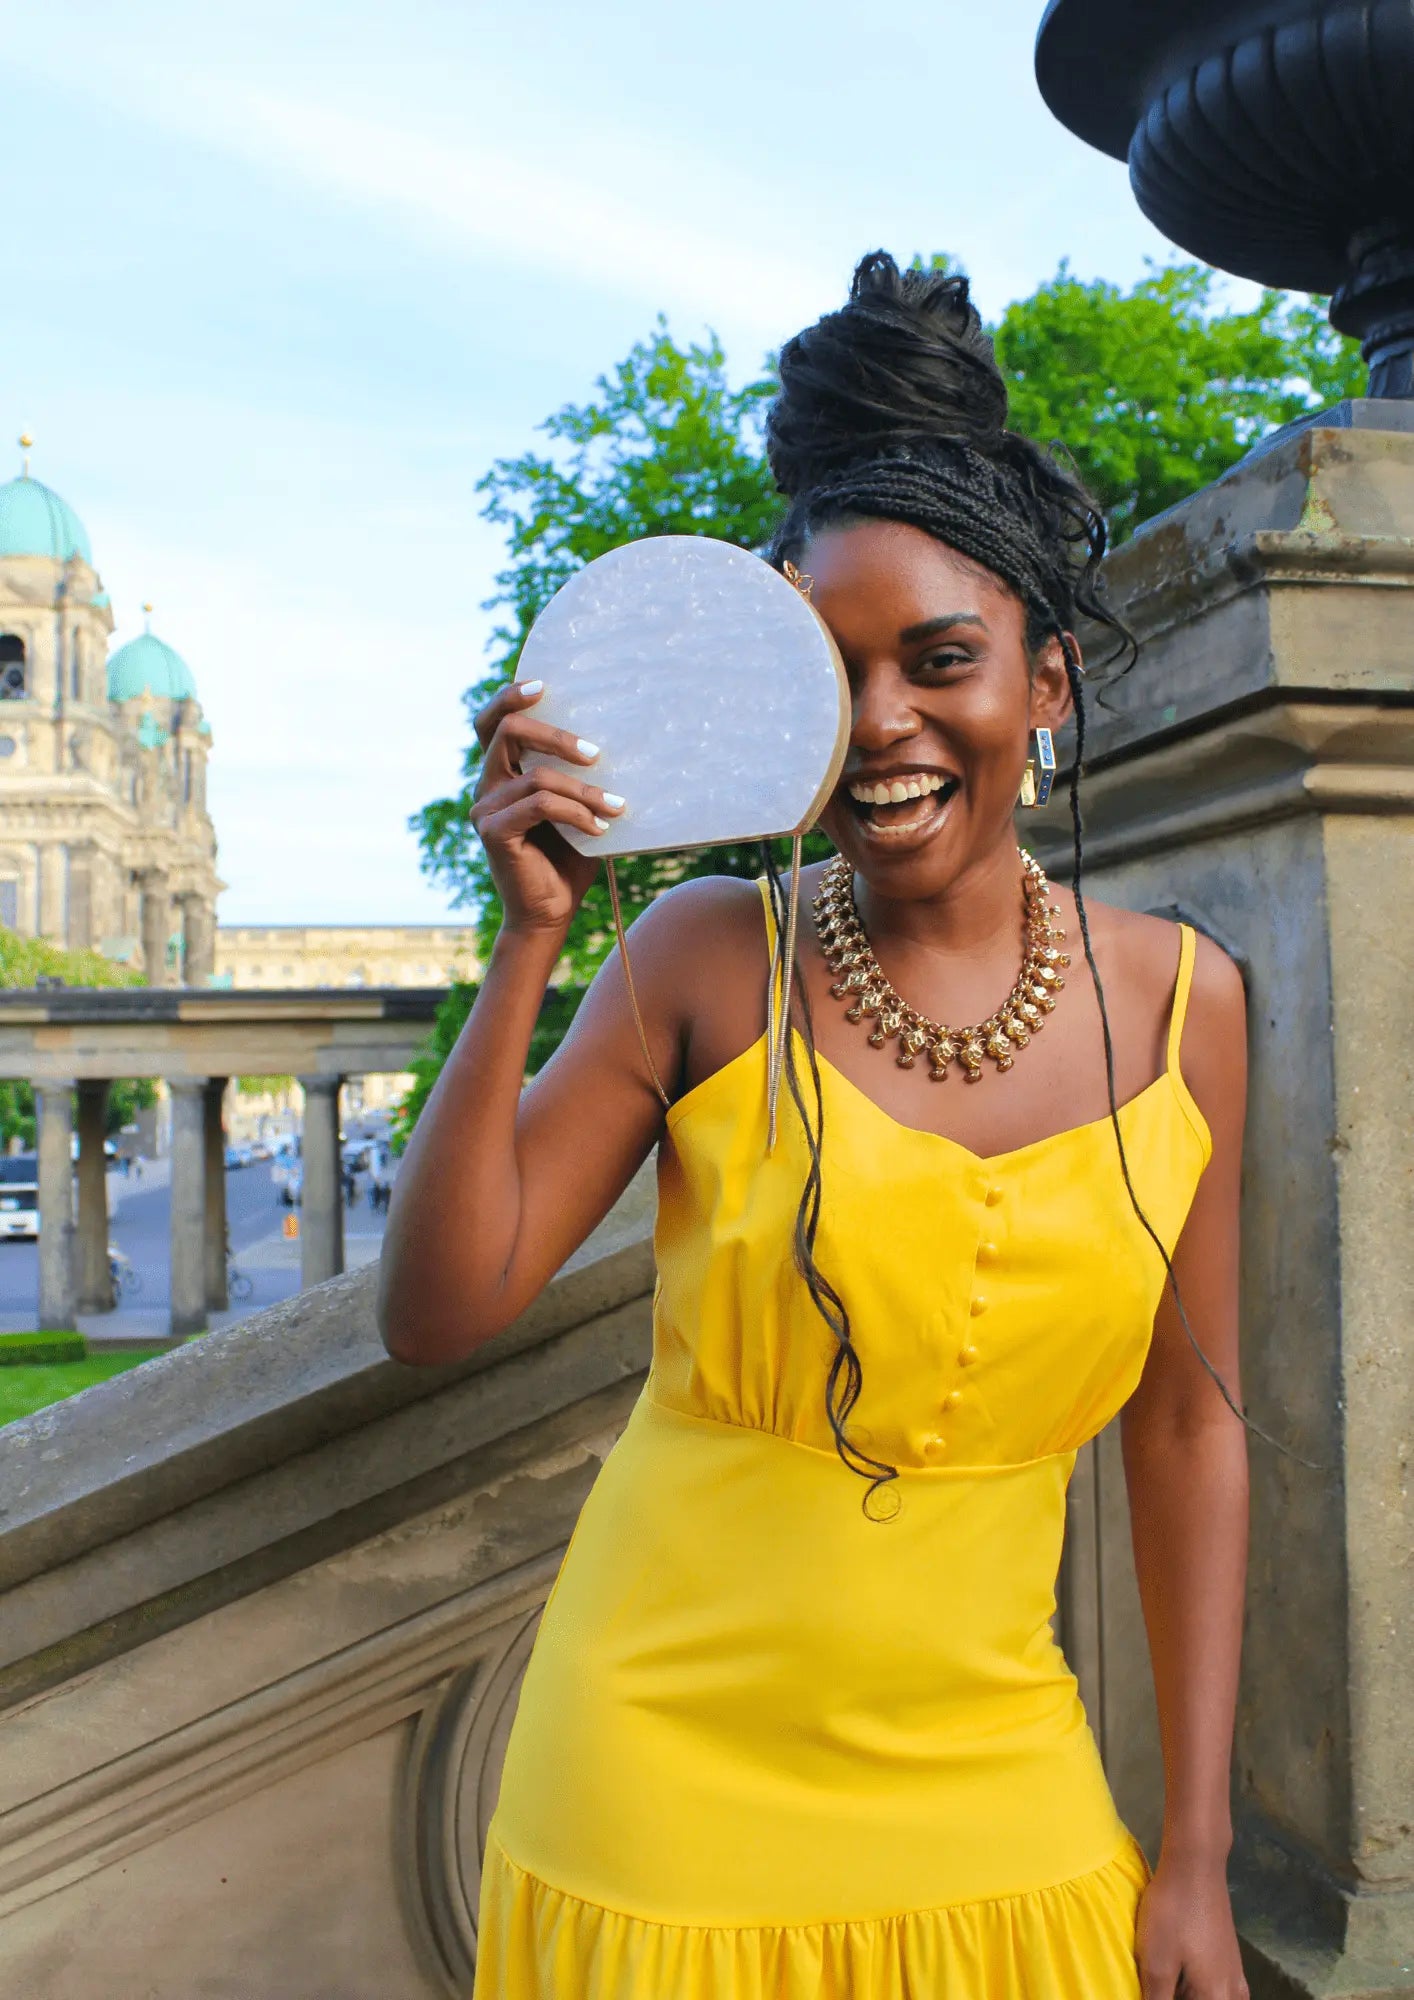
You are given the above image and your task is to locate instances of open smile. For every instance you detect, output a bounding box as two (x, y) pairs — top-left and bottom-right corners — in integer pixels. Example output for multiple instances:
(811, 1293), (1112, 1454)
(840, 767), (961, 845)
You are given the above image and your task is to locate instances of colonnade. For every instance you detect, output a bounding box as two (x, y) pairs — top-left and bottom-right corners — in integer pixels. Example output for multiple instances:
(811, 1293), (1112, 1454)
(33, 1073), (348, 1338)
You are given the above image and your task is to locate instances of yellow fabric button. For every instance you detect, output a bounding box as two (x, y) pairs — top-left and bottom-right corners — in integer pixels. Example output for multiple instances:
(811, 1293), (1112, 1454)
(970, 1296), (988, 1316)
(924, 1431), (948, 1458)
(863, 1481), (902, 1522)
(977, 1241), (999, 1267)
(958, 1343), (980, 1366)
(984, 1184), (1004, 1206)
(942, 1390), (962, 1411)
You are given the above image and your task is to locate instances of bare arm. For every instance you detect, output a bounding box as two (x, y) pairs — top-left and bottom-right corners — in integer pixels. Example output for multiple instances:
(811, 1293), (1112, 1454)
(377, 680), (685, 1364)
(1123, 934), (1251, 2000)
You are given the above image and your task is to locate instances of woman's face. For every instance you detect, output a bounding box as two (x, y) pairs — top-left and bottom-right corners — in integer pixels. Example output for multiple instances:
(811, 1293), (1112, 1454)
(805, 517), (1072, 900)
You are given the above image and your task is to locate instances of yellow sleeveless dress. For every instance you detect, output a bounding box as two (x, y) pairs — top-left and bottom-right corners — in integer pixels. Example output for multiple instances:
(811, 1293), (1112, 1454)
(474, 889), (1210, 1998)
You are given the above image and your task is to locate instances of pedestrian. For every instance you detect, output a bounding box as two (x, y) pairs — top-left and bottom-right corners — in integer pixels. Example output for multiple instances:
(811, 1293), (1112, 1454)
(379, 253), (1253, 2000)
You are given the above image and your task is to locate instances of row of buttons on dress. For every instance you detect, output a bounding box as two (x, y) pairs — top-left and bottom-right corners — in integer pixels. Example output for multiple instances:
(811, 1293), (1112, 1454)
(865, 1184), (1004, 1519)
(923, 1183), (1003, 1461)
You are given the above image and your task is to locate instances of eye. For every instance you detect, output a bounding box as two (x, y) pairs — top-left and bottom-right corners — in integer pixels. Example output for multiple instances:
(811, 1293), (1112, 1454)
(917, 651), (969, 676)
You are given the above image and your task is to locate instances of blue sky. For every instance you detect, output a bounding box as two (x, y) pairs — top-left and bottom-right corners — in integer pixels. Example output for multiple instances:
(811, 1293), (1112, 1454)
(8, 1), (1212, 922)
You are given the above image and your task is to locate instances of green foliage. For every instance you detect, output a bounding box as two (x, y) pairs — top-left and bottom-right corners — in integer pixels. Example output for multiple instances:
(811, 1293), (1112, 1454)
(401, 259), (1365, 1131)
(412, 321), (790, 983)
(0, 1081), (34, 1149)
(0, 931), (151, 1146)
(391, 979), (593, 1149)
(106, 1078), (157, 1135)
(237, 1075), (295, 1097)
(995, 264), (1365, 541)
(0, 1330), (88, 1365)
(0, 929), (143, 990)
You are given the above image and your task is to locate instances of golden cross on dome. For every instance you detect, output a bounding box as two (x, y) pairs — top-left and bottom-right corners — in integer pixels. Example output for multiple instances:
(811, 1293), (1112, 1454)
(18, 434), (32, 477)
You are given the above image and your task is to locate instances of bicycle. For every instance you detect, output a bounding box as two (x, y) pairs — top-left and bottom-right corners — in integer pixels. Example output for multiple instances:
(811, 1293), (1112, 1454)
(108, 1246), (141, 1298)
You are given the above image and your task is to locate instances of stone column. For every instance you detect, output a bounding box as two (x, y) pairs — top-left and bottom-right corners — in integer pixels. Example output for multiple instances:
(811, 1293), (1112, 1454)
(168, 1079), (207, 1338)
(1040, 415), (1414, 2000)
(35, 1082), (76, 1332)
(297, 1076), (343, 1289)
(138, 870), (172, 988)
(203, 1077), (228, 1312)
(74, 1080), (112, 1313)
(181, 896), (215, 987)
(66, 843), (95, 953)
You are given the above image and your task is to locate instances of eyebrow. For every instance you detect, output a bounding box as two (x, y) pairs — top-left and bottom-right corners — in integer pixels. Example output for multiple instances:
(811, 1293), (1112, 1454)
(898, 613), (989, 645)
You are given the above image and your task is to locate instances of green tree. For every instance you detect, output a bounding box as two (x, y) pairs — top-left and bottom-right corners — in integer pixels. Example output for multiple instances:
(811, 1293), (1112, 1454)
(995, 264), (1364, 541)
(403, 262), (1364, 1124)
(0, 930), (152, 1149)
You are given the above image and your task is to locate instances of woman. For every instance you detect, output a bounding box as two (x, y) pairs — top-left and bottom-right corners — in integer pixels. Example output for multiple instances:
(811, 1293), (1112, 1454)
(380, 254), (1251, 2000)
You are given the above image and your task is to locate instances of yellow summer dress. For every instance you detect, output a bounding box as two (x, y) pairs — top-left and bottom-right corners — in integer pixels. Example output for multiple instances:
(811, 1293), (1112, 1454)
(474, 889), (1210, 1998)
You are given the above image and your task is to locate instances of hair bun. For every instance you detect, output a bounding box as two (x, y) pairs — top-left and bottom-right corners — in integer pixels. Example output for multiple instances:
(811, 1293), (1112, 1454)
(767, 251), (1008, 497)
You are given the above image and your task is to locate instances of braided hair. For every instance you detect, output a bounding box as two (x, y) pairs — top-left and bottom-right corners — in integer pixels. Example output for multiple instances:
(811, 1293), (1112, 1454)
(760, 252), (1274, 1513)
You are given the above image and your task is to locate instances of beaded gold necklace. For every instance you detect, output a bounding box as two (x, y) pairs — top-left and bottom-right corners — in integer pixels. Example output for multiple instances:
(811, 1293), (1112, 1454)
(813, 850), (1070, 1081)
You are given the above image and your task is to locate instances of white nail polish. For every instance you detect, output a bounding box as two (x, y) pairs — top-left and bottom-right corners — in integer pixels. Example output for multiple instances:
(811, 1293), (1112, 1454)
(577, 739), (600, 760)
(602, 793), (625, 811)
(592, 815), (609, 832)
(518, 679), (543, 696)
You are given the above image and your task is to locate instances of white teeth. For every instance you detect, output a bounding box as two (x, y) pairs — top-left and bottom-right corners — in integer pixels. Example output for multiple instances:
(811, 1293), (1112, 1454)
(846, 772), (955, 805)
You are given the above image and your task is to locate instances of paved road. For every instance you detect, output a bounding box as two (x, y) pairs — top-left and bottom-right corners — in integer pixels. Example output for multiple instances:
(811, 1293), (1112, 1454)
(0, 1159), (390, 1333)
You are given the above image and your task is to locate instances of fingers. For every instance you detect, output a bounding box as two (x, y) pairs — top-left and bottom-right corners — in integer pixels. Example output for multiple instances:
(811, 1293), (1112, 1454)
(472, 764), (625, 840)
(474, 683), (605, 797)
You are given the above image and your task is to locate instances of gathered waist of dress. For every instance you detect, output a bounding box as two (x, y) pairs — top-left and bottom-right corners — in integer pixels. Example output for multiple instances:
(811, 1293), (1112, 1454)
(495, 1389), (1125, 1925)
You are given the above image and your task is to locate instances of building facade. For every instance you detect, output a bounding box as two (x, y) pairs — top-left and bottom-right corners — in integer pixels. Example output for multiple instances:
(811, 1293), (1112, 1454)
(214, 924), (477, 992)
(0, 455), (221, 983)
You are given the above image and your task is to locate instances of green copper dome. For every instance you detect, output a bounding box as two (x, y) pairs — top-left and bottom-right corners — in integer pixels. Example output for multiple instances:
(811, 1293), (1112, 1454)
(108, 631), (197, 703)
(0, 476), (93, 564)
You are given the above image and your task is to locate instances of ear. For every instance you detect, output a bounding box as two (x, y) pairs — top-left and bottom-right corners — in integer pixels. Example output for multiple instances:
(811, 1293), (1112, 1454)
(1028, 632), (1078, 731)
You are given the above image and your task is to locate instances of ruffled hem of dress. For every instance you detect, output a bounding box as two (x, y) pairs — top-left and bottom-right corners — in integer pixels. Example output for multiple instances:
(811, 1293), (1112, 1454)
(472, 1831), (1150, 1999)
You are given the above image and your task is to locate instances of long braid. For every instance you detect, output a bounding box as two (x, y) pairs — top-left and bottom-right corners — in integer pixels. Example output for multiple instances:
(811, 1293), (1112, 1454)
(1061, 651), (1318, 1467)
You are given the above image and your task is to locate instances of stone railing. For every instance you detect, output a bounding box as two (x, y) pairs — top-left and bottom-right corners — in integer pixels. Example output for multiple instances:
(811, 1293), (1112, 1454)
(0, 1170), (655, 1999)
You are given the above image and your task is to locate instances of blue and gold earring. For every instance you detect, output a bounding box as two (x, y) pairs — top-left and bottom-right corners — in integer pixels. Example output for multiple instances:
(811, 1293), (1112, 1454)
(1019, 727), (1056, 809)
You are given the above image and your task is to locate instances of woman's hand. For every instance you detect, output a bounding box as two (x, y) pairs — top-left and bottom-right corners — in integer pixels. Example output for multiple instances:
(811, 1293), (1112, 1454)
(1135, 1851), (1250, 1999)
(470, 680), (626, 937)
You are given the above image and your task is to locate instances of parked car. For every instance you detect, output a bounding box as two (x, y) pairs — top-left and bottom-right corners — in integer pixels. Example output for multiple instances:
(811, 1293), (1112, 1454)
(0, 1154), (39, 1239)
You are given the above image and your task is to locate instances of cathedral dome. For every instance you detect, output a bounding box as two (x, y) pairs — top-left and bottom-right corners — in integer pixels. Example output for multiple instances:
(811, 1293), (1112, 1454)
(107, 631), (198, 703)
(0, 475), (93, 565)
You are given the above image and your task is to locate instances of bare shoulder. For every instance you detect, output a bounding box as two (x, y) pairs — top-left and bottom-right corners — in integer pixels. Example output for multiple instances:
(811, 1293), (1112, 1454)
(1071, 897), (1243, 1023)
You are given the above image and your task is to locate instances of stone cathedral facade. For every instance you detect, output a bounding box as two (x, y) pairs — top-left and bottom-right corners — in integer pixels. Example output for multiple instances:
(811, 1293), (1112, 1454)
(0, 456), (220, 984)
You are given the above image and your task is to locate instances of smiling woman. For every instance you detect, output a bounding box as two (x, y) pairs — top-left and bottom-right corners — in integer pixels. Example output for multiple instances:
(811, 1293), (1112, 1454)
(379, 252), (1254, 2000)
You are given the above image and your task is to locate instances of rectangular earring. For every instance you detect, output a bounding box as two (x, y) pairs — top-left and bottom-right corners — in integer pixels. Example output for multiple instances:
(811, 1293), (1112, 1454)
(1019, 727), (1056, 809)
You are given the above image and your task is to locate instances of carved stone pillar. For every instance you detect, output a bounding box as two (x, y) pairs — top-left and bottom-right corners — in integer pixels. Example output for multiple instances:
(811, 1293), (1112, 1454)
(35, 1082), (76, 1332)
(181, 896), (215, 988)
(66, 842), (95, 954)
(137, 870), (172, 989)
(1042, 421), (1414, 2000)
(297, 1077), (343, 1289)
(74, 1080), (112, 1313)
(168, 1079), (207, 1338)
(203, 1078), (228, 1312)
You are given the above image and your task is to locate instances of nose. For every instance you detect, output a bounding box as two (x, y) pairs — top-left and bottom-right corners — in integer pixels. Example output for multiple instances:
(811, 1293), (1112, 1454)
(850, 664), (922, 754)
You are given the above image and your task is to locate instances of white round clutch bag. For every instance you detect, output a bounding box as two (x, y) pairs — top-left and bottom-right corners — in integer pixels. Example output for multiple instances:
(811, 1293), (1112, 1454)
(517, 536), (849, 858)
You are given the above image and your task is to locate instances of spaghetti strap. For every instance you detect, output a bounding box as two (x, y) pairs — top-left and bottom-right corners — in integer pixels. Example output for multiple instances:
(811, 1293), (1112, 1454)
(756, 875), (784, 1046)
(1166, 923), (1198, 1077)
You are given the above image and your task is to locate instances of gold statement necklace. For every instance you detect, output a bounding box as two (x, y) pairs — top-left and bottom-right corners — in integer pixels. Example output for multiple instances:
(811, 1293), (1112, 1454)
(813, 850), (1070, 1081)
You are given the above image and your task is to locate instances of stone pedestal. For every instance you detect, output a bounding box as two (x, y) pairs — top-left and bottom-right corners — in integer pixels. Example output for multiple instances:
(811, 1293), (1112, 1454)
(1038, 421), (1414, 1999)
(298, 1077), (343, 1289)
(35, 1082), (76, 1332)
(74, 1080), (112, 1314)
(168, 1079), (207, 1339)
(203, 1078), (227, 1312)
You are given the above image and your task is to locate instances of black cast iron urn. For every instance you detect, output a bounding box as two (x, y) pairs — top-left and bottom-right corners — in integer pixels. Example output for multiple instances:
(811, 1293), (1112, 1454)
(1035, 0), (1414, 397)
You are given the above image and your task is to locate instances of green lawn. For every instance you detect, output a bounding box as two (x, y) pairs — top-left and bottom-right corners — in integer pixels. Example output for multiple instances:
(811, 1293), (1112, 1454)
(0, 1351), (164, 1426)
